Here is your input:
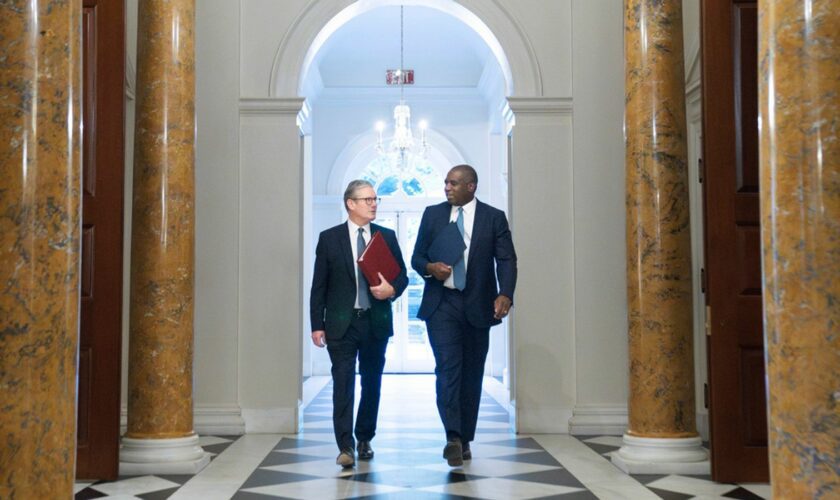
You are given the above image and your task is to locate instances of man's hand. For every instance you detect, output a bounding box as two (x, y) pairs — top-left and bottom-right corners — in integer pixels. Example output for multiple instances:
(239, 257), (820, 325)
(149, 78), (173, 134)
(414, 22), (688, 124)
(493, 295), (512, 320)
(311, 330), (326, 348)
(426, 262), (452, 281)
(370, 273), (395, 300)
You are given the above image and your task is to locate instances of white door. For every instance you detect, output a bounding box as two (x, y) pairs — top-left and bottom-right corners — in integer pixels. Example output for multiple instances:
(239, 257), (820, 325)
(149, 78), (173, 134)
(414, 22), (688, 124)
(376, 211), (436, 373)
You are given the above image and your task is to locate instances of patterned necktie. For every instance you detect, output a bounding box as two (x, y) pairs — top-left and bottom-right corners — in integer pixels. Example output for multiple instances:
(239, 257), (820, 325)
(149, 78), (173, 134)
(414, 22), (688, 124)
(453, 207), (466, 291)
(357, 228), (370, 309)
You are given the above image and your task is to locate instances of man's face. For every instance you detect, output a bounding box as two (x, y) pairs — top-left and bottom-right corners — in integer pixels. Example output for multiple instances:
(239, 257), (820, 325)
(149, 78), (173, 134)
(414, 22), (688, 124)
(444, 169), (476, 206)
(347, 185), (378, 223)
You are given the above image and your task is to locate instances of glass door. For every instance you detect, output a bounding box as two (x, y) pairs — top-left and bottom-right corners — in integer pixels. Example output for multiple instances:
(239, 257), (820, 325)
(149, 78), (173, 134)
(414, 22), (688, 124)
(376, 211), (436, 373)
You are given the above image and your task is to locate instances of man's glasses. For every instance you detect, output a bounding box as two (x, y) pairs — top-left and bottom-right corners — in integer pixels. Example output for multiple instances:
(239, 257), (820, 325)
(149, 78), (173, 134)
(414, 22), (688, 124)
(352, 197), (381, 205)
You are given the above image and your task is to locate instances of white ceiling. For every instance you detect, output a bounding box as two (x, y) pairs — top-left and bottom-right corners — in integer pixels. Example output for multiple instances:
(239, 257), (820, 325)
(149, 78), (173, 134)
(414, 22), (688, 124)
(314, 5), (499, 89)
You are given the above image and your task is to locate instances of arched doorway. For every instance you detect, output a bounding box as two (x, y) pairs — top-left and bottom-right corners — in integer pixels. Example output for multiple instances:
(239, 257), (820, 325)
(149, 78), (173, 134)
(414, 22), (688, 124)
(299, 3), (514, 384)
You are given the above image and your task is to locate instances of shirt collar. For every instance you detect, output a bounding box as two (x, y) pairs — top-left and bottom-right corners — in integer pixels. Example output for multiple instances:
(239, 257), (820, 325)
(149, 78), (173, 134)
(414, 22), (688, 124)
(348, 220), (371, 234)
(451, 197), (477, 215)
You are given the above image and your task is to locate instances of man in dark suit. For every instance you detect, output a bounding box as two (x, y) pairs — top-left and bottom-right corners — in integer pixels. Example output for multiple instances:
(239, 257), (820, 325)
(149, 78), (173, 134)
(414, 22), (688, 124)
(411, 164), (517, 466)
(310, 180), (408, 468)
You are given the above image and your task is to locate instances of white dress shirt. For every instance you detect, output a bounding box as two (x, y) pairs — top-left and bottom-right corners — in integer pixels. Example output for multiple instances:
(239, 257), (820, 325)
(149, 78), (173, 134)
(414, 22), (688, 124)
(444, 197), (476, 289)
(348, 220), (371, 308)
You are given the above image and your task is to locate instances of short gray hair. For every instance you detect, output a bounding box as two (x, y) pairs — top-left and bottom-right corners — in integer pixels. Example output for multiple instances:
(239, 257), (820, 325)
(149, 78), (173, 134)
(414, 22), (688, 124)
(343, 179), (374, 212)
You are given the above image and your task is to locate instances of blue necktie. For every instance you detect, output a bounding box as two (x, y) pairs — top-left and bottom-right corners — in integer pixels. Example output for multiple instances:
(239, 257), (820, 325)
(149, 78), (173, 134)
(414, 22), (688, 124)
(357, 228), (370, 309)
(453, 208), (466, 291)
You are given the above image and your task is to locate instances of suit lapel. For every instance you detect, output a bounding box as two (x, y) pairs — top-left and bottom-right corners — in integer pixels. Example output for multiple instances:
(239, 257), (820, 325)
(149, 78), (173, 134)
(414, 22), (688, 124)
(467, 200), (484, 265)
(439, 202), (453, 233)
(340, 222), (355, 281)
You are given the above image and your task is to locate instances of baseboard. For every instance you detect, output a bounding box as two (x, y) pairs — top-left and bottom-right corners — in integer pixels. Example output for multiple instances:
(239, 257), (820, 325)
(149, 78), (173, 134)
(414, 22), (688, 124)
(120, 405), (246, 436)
(516, 408), (574, 434)
(568, 405), (711, 439)
(194, 405), (247, 435)
(242, 405), (300, 434)
(568, 404), (628, 435)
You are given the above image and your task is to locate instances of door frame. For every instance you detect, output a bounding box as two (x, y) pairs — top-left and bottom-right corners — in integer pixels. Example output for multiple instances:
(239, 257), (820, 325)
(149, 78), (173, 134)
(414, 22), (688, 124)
(376, 209), (438, 373)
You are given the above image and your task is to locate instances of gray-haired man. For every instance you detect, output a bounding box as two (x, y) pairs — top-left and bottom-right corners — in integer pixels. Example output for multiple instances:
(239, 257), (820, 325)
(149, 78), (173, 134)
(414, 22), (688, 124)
(309, 180), (409, 467)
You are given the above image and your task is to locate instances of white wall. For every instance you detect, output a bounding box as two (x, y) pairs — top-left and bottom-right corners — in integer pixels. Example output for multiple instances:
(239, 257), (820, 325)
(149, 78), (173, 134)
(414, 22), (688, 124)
(504, 0), (572, 97)
(682, 0), (708, 440)
(509, 98), (576, 433)
(238, 101), (304, 432)
(193, 0), (243, 429)
(567, 0), (629, 434)
(120, 0), (138, 419)
(240, 0), (311, 97)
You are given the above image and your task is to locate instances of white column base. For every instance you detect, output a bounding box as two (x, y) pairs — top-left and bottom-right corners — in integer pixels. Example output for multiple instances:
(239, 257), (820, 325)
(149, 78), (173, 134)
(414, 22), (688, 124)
(119, 434), (211, 476)
(611, 433), (710, 475)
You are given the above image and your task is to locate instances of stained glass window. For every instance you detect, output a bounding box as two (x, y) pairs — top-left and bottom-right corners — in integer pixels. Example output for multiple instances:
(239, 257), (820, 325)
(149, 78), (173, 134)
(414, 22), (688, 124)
(358, 154), (444, 198)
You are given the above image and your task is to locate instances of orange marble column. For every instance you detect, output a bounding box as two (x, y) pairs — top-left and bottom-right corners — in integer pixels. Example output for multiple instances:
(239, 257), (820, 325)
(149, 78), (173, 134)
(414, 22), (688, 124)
(759, 1), (840, 497)
(616, 0), (706, 473)
(126, 0), (197, 442)
(0, 1), (82, 497)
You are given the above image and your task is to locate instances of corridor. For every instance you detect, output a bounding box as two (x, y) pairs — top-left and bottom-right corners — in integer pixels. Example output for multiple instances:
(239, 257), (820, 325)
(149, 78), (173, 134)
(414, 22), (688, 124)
(74, 376), (770, 499)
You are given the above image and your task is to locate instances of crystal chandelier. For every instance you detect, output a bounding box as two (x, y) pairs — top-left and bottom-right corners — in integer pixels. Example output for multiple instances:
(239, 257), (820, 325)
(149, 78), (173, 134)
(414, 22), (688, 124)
(375, 5), (430, 169)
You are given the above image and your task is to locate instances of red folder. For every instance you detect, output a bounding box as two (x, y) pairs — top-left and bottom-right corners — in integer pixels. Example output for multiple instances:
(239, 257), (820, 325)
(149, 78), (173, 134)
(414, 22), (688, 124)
(357, 231), (400, 286)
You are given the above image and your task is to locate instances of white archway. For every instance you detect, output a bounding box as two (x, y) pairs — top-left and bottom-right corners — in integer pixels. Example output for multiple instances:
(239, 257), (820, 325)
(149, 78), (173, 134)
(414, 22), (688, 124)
(269, 0), (543, 98)
(256, 0), (566, 435)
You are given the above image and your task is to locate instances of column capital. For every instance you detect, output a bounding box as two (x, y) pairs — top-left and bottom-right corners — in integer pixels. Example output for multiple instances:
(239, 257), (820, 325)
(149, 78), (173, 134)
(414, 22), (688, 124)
(239, 97), (307, 115)
(506, 97), (573, 115)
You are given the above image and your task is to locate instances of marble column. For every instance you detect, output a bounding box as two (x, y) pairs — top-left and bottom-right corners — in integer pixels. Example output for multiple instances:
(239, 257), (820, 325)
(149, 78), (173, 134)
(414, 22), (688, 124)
(759, 1), (840, 497)
(120, 0), (208, 474)
(615, 0), (708, 474)
(0, 2), (82, 497)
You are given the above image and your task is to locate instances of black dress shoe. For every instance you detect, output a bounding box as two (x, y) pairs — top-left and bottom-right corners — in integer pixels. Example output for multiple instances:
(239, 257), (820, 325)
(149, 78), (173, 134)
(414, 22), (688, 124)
(443, 438), (463, 466)
(462, 441), (472, 460)
(357, 441), (374, 460)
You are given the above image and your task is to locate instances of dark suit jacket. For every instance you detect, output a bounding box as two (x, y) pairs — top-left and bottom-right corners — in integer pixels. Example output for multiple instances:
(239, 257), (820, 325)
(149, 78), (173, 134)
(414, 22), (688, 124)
(411, 200), (517, 328)
(310, 222), (408, 341)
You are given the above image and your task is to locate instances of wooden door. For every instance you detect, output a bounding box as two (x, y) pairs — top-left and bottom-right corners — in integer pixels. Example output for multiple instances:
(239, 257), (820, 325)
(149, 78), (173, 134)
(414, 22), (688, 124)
(701, 0), (768, 482)
(76, 0), (125, 480)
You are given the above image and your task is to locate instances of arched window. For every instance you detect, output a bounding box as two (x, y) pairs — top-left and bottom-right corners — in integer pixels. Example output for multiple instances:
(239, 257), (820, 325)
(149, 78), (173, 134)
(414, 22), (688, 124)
(359, 153), (444, 198)
(331, 129), (464, 198)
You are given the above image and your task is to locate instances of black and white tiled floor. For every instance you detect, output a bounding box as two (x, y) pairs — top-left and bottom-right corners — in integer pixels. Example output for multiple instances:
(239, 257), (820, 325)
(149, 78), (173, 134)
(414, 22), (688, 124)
(575, 437), (770, 500)
(75, 375), (771, 499)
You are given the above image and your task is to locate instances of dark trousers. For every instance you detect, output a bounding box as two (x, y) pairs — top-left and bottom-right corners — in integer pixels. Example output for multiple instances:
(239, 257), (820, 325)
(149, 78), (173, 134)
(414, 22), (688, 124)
(326, 312), (388, 451)
(425, 288), (490, 443)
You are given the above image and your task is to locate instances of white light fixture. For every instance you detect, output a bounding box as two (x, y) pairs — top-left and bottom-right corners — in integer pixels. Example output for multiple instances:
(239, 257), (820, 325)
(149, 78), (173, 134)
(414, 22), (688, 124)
(375, 5), (430, 168)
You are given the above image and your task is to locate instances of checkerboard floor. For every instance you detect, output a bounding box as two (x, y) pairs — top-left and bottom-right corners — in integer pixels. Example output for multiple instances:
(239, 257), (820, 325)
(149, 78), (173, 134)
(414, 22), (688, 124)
(75, 375), (771, 499)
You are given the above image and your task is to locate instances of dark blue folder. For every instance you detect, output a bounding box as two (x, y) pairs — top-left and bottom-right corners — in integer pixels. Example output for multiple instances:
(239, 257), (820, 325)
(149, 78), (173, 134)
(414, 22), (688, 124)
(428, 222), (466, 265)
